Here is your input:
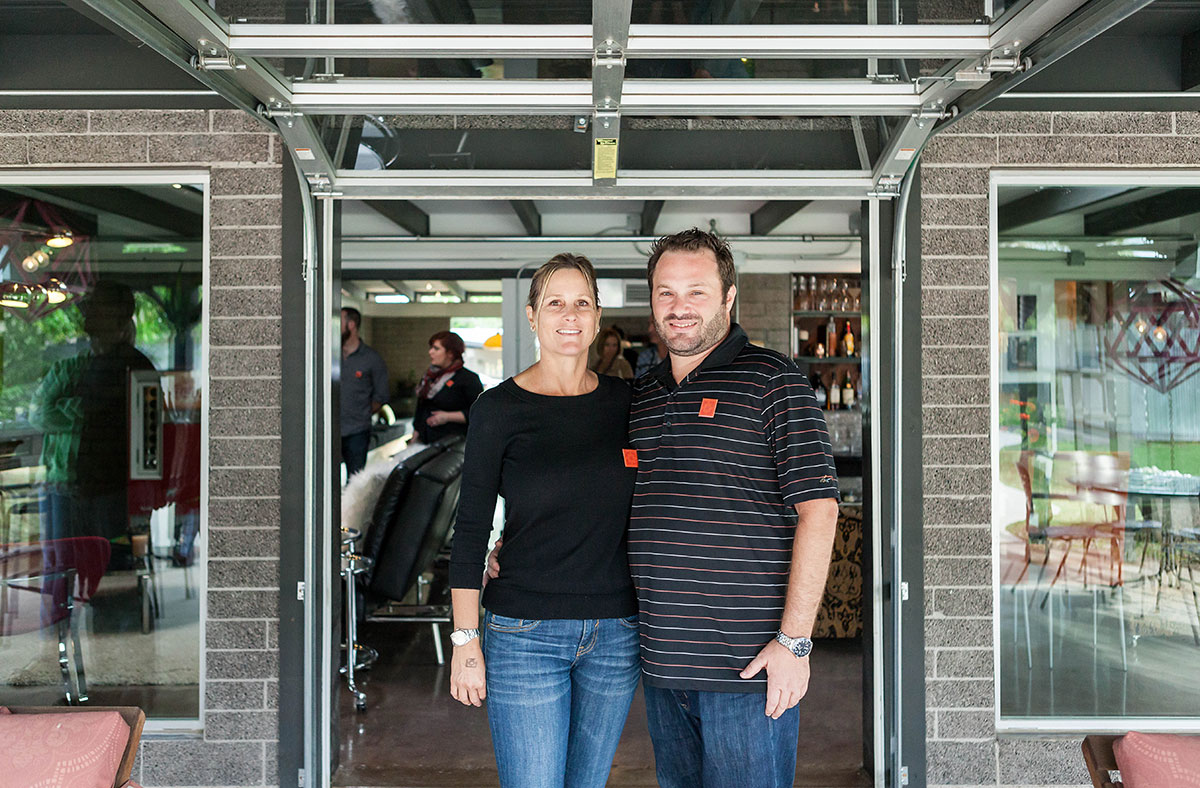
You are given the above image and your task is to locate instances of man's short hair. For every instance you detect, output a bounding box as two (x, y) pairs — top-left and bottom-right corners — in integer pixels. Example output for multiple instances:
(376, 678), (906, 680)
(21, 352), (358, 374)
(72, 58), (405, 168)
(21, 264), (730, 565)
(342, 307), (362, 330)
(646, 228), (736, 300)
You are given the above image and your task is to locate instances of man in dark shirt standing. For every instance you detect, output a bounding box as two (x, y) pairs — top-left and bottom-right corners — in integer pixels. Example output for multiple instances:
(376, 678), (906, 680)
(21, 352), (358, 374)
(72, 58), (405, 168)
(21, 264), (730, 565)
(629, 229), (840, 787)
(339, 307), (388, 477)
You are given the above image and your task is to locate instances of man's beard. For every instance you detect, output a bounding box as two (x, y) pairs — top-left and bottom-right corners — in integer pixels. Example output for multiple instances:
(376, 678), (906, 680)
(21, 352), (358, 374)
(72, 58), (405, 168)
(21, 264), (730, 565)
(654, 307), (730, 357)
(341, 329), (351, 346)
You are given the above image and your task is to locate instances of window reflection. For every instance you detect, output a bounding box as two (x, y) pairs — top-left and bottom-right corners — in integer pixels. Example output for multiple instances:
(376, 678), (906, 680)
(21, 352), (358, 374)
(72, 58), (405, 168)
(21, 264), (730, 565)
(996, 184), (1200, 722)
(0, 185), (203, 719)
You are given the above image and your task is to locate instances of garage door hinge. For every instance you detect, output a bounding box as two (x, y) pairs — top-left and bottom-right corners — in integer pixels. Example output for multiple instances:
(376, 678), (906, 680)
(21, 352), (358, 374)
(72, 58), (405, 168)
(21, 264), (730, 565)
(296, 581), (306, 601)
(900, 581), (910, 602)
(298, 767), (306, 786)
(900, 765), (909, 785)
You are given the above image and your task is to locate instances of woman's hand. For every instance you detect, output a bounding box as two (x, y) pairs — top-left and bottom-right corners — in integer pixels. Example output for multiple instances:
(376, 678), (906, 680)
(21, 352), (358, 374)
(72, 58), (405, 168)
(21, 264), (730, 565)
(450, 641), (486, 707)
(427, 410), (465, 427)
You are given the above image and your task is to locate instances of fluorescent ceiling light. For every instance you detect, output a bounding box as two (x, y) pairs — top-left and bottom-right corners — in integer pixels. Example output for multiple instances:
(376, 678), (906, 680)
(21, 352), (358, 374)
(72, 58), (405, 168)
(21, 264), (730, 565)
(467, 294), (503, 303)
(123, 242), (188, 254)
(374, 293), (411, 303)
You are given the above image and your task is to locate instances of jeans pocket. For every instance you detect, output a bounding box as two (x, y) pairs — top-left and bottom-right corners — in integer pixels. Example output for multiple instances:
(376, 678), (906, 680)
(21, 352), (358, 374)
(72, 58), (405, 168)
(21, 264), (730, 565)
(617, 614), (640, 629)
(486, 613), (541, 633)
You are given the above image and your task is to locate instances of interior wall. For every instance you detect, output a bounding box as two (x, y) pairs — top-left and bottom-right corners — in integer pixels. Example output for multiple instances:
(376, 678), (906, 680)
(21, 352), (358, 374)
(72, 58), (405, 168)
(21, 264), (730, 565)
(363, 315), (450, 398)
(918, 109), (1200, 787)
(737, 273), (792, 356)
(0, 108), (285, 787)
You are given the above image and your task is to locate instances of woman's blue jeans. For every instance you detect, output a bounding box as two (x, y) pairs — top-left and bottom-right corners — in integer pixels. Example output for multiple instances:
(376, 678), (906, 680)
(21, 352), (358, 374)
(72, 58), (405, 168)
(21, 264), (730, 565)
(483, 611), (640, 788)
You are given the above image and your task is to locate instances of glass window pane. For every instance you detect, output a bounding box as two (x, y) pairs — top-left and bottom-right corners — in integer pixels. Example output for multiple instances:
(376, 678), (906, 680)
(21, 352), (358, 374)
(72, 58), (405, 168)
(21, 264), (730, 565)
(995, 183), (1200, 722)
(0, 184), (204, 720)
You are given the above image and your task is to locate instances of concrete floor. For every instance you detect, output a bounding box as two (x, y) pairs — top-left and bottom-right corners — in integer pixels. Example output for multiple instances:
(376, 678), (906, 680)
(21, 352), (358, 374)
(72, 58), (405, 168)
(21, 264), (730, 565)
(334, 623), (871, 788)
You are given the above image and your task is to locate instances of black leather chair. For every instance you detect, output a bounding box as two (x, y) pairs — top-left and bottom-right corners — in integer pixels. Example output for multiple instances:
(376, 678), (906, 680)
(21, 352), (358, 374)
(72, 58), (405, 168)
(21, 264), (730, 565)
(361, 436), (466, 667)
(360, 444), (444, 586)
(368, 447), (464, 603)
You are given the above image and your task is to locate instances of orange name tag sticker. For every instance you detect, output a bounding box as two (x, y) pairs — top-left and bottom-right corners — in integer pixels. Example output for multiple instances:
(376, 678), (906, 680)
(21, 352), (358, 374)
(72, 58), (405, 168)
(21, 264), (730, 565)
(446, 379), (455, 387)
(355, 370), (363, 378)
(698, 398), (718, 418)
(623, 449), (638, 468)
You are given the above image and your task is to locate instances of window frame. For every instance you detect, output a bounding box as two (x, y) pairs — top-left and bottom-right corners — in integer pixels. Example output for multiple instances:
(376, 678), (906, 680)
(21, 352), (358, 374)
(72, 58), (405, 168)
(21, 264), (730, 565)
(0, 168), (211, 736)
(990, 168), (1200, 734)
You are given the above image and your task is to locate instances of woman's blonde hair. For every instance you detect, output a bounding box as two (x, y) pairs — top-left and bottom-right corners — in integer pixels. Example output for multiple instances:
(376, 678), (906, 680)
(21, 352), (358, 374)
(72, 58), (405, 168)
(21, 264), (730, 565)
(526, 253), (600, 312)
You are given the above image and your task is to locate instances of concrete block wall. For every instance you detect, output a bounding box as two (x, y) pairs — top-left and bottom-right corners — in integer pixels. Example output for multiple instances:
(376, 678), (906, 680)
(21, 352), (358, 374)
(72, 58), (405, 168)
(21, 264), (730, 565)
(737, 273), (792, 355)
(0, 109), (283, 787)
(920, 110), (1200, 787)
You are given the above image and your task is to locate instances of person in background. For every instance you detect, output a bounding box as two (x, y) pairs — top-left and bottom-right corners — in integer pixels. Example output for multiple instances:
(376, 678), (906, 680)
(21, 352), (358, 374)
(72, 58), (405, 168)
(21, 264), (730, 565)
(411, 330), (483, 445)
(31, 280), (156, 570)
(340, 306), (389, 477)
(448, 254), (639, 788)
(590, 325), (634, 379)
(634, 317), (668, 379)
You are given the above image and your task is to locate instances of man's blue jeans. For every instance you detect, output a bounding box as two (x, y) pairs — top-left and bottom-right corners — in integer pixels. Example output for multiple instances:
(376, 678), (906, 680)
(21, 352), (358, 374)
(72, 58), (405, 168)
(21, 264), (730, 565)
(643, 681), (802, 788)
(483, 612), (640, 788)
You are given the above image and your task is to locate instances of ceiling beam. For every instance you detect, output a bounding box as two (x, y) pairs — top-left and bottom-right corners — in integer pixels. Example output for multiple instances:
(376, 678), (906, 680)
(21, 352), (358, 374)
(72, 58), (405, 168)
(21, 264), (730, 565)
(751, 200), (811, 235)
(998, 186), (1132, 233)
(7, 185), (197, 236)
(510, 200), (541, 236)
(363, 200), (430, 236)
(641, 200), (664, 236)
(1083, 188), (1200, 235)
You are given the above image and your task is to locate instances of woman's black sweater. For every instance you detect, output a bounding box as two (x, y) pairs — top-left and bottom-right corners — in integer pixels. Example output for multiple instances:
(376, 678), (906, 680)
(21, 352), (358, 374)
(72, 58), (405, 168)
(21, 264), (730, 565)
(413, 367), (484, 444)
(448, 375), (637, 620)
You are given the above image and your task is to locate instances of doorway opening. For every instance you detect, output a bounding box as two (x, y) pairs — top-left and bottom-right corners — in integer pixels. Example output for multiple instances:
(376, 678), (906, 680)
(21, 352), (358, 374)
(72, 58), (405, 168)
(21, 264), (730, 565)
(323, 197), (878, 787)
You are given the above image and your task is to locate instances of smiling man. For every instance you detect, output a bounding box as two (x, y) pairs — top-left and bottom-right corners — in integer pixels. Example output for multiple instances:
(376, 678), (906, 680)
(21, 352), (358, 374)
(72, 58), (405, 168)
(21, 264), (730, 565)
(628, 228), (841, 787)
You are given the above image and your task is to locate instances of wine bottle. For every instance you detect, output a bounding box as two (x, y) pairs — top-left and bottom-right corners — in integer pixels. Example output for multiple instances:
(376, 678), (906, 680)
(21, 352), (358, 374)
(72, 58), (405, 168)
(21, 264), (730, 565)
(828, 373), (841, 410)
(842, 372), (855, 410)
(842, 321), (855, 357)
(825, 314), (837, 358)
(811, 372), (827, 409)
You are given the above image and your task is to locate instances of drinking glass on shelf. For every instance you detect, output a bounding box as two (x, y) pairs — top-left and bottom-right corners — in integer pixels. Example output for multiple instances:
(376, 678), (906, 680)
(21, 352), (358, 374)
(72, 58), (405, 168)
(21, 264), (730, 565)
(815, 278), (829, 311)
(794, 277), (809, 310)
(852, 291), (861, 312)
(839, 280), (852, 311)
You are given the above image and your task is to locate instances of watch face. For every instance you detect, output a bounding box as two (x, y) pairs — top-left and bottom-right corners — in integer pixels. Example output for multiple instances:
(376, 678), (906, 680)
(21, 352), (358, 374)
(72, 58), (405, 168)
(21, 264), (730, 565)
(451, 629), (476, 646)
(795, 639), (813, 658)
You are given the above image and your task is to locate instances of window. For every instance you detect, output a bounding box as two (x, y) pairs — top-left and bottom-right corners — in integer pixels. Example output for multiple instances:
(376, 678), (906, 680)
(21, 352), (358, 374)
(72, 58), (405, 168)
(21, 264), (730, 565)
(993, 175), (1200, 728)
(0, 179), (206, 722)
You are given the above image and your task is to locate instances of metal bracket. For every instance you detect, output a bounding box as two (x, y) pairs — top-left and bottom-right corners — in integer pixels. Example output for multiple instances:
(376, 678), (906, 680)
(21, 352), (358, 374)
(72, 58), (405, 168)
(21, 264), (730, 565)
(306, 174), (342, 198)
(296, 581), (305, 601)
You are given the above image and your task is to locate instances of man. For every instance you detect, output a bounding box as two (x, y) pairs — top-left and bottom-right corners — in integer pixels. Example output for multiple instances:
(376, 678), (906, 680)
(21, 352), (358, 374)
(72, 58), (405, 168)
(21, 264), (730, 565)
(633, 317), (668, 379)
(629, 228), (840, 787)
(339, 306), (388, 477)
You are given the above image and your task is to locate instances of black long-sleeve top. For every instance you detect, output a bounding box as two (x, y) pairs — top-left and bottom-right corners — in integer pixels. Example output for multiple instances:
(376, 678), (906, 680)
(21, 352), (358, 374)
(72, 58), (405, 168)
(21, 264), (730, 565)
(449, 375), (638, 620)
(413, 367), (484, 444)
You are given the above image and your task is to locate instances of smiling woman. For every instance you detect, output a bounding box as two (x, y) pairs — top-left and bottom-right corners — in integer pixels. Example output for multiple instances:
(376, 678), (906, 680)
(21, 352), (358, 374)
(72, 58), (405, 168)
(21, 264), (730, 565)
(447, 252), (642, 788)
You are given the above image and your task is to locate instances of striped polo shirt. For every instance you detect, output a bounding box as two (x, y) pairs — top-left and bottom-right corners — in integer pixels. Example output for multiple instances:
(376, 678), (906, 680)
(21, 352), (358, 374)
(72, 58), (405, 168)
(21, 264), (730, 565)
(628, 323), (840, 692)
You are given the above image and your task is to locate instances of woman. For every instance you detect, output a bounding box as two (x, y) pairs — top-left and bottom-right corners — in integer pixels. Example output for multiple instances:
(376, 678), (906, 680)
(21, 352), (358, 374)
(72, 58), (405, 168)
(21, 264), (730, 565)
(412, 330), (483, 445)
(590, 325), (634, 379)
(448, 254), (639, 788)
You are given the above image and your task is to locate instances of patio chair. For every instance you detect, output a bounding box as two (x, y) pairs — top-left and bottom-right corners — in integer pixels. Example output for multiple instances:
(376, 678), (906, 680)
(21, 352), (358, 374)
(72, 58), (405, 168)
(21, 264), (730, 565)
(0, 537), (110, 704)
(1082, 735), (1123, 788)
(1, 705), (145, 788)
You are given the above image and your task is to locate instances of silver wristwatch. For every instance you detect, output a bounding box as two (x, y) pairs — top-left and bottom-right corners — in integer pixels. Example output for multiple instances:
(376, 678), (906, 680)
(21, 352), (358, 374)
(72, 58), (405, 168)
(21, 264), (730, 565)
(774, 630), (813, 659)
(450, 628), (480, 647)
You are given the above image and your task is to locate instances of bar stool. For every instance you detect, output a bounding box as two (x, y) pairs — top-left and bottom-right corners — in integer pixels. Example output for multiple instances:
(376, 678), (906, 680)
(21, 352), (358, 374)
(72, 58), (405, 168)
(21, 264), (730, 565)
(340, 526), (377, 711)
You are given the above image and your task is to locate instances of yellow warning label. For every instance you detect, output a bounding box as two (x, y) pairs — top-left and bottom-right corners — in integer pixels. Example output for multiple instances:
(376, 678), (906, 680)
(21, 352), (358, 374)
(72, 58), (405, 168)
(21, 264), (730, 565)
(594, 138), (619, 180)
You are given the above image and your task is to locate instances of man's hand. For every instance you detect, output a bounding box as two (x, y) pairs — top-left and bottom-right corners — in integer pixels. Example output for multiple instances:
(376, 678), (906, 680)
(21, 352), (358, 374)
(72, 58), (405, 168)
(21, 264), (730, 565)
(449, 641), (486, 707)
(427, 410), (448, 427)
(486, 540), (502, 579)
(739, 639), (811, 719)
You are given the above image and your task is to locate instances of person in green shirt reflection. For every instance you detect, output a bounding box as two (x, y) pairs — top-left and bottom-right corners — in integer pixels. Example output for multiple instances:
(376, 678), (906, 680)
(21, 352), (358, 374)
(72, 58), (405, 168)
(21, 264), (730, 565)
(30, 280), (155, 568)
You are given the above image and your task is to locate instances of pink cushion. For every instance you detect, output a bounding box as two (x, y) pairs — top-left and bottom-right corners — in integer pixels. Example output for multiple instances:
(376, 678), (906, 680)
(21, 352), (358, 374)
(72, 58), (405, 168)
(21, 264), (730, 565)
(0, 711), (130, 788)
(1114, 732), (1200, 788)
